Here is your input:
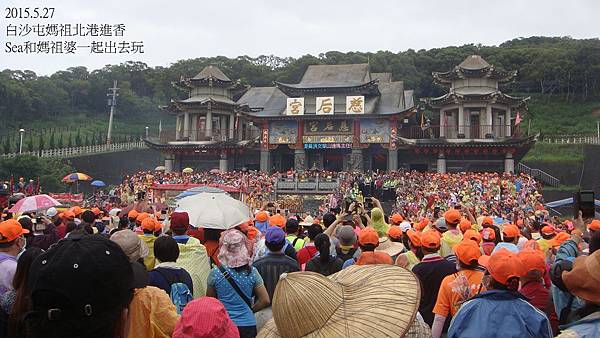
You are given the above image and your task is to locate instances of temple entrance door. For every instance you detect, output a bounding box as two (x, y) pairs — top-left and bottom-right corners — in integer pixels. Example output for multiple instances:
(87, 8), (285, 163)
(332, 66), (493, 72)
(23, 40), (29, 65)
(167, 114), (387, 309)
(470, 113), (480, 139)
(409, 163), (428, 172)
(323, 153), (344, 171)
(281, 153), (294, 172)
(372, 153), (387, 171)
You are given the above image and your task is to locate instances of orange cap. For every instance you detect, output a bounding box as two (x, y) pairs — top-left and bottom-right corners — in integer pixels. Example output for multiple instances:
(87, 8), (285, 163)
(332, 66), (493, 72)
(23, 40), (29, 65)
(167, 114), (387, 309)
(255, 211), (269, 223)
(70, 206), (82, 216)
(128, 210), (139, 219)
(407, 229), (422, 247)
(502, 224), (520, 239)
(588, 220), (600, 231)
(481, 228), (496, 241)
(459, 218), (472, 233)
(482, 216), (494, 227)
(63, 211), (75, 220)
(154, 220), (163, 232)
(464, 229), (481, 244)
(415, 218), (430, 231)
(269, 214), (286, 228)
(0, 219), (29, 243)
(141, 218), (157, 231)
(91, 207), (101, 216)
(549, 232), (570, 248)
(136, 212), (150, 223)
(541, 225), (555, 236)
(421, 230), (441, 249)
(358, 228), (379, 246)
(518, 249), (546, 274)
(523, 239), (542, 251)
(480, 248), (525, 285)
(444, 209), (461, 225)
(455, 239), (481, 265)
(387, 226), (403, 240)
(390, 214), (404, 224)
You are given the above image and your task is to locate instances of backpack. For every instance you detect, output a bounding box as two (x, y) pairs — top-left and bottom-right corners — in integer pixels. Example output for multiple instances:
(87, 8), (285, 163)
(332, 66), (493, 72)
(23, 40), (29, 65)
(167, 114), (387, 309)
(155, 269), (193, 314)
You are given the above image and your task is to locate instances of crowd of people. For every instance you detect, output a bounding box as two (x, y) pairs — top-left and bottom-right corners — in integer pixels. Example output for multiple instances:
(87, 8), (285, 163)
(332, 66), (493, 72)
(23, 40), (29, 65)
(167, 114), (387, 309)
(1, 168), (599, 338)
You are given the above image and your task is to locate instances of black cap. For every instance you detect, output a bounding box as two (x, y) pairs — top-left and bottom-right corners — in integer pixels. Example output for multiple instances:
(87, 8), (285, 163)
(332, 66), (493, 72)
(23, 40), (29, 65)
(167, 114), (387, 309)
(285, 218), (300, 232)
(28, 235), (133, 321)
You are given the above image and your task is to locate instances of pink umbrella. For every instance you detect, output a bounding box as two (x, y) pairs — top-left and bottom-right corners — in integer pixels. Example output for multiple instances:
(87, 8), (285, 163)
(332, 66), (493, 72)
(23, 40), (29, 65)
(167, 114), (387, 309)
(9, 194), (61, 214)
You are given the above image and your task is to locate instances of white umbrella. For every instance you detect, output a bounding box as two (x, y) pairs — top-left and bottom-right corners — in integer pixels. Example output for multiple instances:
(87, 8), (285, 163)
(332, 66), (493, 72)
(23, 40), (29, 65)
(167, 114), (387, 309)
(177, 192), (251, 230)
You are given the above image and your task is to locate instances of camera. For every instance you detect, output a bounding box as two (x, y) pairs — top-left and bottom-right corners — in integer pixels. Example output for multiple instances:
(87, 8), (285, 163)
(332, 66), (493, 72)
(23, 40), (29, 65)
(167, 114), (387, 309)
(574, 190), (595, 219)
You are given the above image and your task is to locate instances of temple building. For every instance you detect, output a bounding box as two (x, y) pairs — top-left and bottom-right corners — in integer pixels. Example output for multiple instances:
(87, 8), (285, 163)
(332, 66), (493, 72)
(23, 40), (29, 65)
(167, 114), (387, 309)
(145, 65), (261, 172)
(240, 64), (415, 172)
(145, 55), (534, 173)
(397, 55), (535, 173)
(147, 63), (416, 172)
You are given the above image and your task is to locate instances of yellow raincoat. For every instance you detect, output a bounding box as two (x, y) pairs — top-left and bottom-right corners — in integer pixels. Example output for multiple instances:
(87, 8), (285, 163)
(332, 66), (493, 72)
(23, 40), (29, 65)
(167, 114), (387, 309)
(176, 236), (211, 298)
(127, 286), (179, 338)
(140, 235), (157, 270)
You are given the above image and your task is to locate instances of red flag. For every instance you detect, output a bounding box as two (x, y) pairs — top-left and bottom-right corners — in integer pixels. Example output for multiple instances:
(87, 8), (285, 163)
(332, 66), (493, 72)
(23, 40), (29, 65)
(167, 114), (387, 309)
(515, 111), (522, 125)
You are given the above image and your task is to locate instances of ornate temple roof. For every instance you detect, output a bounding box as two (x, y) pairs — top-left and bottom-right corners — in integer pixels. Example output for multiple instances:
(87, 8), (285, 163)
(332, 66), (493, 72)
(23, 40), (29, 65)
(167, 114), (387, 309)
(432, 55), (517, 84)
(235, 63), (416, 119)
(425, 91), (529, 109)
(191, 65), (231, 82)
(172, 65), (241, 91)
(274, 64), (381, 96)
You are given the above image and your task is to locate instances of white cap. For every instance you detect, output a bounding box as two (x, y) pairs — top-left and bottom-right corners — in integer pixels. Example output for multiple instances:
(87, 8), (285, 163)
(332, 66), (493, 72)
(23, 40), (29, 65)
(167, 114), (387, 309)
(46, 207), (58, 217)
(399, 221), (412, 232)
(108, 208), (122, 217)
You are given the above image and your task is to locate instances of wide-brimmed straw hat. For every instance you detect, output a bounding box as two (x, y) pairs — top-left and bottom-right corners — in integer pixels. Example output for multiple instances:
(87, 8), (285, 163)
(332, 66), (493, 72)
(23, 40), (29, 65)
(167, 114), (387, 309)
(375, 237), (405, 257)
(258, 265), (420, 338)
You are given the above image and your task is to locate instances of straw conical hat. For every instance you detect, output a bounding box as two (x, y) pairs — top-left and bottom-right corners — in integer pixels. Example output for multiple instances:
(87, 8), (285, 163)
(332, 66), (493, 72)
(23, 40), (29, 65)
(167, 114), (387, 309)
(376, 237), (405, 257)
(258, 265), (420, 338)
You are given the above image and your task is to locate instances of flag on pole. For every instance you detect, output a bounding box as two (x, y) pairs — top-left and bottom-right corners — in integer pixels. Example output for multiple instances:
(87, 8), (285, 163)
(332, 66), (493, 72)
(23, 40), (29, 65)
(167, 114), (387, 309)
(158, 120), (162, 138)
(515, 111), (522, 125)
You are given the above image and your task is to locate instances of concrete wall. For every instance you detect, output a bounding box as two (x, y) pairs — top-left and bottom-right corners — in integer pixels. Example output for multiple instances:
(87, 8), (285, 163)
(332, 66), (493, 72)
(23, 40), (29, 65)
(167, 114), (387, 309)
(68, 148), (162, 186)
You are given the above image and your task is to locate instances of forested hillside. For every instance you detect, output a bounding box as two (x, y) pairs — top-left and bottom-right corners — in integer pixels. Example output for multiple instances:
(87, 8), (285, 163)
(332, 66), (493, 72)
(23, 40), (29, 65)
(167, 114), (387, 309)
(1, 36), (600, 152)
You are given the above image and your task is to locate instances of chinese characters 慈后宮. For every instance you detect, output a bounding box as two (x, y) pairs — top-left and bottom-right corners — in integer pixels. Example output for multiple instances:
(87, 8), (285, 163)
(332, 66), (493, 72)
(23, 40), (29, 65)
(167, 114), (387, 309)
(305, 120), (353, 134)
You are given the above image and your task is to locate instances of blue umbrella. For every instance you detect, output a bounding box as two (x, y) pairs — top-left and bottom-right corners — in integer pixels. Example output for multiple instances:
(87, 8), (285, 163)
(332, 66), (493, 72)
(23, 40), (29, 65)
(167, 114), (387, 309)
(175, 186), (225, 200)
(91, 180), (106, 187)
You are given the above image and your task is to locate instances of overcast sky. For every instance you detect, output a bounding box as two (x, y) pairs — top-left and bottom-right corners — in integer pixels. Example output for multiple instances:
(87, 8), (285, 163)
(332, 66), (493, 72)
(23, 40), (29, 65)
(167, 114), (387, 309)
(2, 0), (598, 75)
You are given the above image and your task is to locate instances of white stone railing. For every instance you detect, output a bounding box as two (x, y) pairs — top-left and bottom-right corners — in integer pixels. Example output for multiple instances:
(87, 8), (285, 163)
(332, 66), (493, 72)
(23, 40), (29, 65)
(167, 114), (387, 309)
(0, 141), (147, 159)
(516, 162), (560, 187)
(542, 136), (600, 145)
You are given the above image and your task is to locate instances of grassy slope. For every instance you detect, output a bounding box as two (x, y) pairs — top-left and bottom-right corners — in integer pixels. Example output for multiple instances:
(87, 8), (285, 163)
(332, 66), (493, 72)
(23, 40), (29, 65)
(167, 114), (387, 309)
(526, 94), (600, 136)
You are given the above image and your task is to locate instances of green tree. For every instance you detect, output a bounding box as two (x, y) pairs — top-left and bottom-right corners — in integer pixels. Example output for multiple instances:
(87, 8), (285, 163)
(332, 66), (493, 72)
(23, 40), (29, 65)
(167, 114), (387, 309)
(38, 133), (45, 151)
(3, 136), (10, 154)
(27, 135), (34, 152)
(67, 133), (72, 148)
(57, 133), (64, 148)
(0, 155), (74, 192)
(49, 132), (55, 149)
(75, 129), (82, 147)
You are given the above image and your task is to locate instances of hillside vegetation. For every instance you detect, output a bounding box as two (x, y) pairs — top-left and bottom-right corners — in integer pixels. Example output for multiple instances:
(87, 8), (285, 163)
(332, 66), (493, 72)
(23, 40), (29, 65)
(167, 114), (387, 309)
(1, 36), (600, 153)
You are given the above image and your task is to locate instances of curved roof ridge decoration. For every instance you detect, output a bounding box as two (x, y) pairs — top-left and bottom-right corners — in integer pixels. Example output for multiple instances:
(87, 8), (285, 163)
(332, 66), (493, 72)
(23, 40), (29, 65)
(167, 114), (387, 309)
(433, 55), (517, 84)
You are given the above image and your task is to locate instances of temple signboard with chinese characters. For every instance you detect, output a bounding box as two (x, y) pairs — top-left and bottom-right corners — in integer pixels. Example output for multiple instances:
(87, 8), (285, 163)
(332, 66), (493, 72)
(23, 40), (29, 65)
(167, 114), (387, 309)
(304, 120), (353, 134)
(286, 98), (304, 115)
(316, 97), (334, 115)
(346, 96), (365, 114)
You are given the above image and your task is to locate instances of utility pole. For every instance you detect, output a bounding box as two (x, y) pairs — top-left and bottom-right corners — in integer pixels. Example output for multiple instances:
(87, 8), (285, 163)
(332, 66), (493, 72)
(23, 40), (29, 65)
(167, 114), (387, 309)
(106, 80), (119, 144)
